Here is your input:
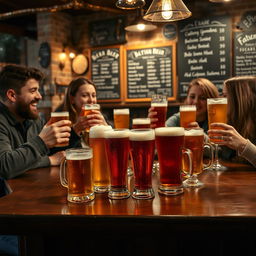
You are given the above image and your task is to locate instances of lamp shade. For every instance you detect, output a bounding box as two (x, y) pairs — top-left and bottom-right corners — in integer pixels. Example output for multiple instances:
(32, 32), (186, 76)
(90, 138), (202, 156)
(209, 0), (232, 2)
(116, 0), (145, 9)
(143, 0), (191, 22)
(125, 17), (157, 32)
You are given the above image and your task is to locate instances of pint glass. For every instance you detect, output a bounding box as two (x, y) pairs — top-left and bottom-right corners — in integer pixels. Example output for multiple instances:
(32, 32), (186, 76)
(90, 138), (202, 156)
(80, 104), (100, 132)
(207, 98), (227, 143)
(104, 129), (130, 199)
(155, 127), (192, 195)
(129, 129), (155, 199)
(60, 148), (95, 203)
(113, 109), (130, 129)
(89, 125), (112, 193)
(132, 118), (151, 129)
(182, 129), (214, 187)
(48, 112), (70, 147)
(151, 94), (167, 128)
(180, 105), (196, 128)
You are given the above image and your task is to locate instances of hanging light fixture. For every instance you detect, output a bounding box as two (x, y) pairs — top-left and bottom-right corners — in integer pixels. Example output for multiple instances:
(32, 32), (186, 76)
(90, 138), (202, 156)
(209, 0), (232, 2)
(143, 0), (191, 22)
(125, 9), (157, 32)
(116, 0), (145, 9)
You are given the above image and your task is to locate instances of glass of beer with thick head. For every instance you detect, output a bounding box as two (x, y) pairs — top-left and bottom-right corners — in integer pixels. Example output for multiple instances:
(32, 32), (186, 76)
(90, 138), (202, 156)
(48, 112), (70, 147)
(132, 118), (151, 129)
(104, 129), (130, 199)
(89, 125), (112, 193)
(151, 94), (168, 128)
(182, 129), (214, 187)
(80, 104), (100, 132)
(129, 129), (155, 199)
(155, 127), (192, 195)
(113, 108), (130, 129)
(60, 148), (95, 203)
(207, 97), (228, 170)
(180, 105), (196, 128)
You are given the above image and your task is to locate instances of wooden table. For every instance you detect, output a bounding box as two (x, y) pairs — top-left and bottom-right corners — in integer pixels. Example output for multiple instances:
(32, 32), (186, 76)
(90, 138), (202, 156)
(0, 162), (256, 256)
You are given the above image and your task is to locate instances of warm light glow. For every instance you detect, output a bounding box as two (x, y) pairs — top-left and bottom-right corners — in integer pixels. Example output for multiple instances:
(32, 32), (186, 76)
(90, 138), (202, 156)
(137, 23), (146, 31)
(59, 52), (67, 61)
(162, 0), (173, 20)
(69, 52), (75, 59)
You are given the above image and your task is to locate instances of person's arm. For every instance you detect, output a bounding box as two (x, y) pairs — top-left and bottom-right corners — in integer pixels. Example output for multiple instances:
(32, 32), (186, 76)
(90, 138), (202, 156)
(238, 140), (256, 168)
(165, 113), (180, 127)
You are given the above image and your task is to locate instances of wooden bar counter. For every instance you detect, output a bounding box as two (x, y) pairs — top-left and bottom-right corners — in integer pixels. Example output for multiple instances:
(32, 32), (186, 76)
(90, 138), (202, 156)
(0, 162), (256, 256)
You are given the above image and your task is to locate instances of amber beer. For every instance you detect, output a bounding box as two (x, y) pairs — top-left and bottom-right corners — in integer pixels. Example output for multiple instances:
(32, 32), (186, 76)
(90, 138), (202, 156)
(155, 127), (186, 195)
(207, 98), (228, 143)
(60, 148), (95, 203)
(180, 105), (196, 128)
(89, 125), (112, 193)
(129, 129), (155, 199)
(104, 129), (130, 199)
(80, 104), (100, 132)
(132, 118), (151, 129)
(113, 109), (130, 129)
(48, 112), (70, 147)
(151, 94), (167, 128)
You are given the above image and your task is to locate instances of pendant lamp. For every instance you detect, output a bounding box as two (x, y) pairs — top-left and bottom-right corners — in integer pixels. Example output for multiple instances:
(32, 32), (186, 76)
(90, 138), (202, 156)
(143, 0), (191, 22)
(116, 0), (145, 9)
(209, 0), (232, 2)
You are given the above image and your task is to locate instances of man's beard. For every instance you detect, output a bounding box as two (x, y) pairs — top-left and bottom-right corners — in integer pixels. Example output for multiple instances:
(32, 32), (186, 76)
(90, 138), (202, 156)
(15, 100), (39, 120)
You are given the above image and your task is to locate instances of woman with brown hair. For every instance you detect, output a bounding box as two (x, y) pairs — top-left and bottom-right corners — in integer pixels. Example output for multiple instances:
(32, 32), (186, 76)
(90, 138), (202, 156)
(208, 76), (256, 167)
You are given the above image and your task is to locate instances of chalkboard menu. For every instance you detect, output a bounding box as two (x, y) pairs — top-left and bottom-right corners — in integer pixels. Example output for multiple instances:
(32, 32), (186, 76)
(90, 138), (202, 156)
(90, 46), (121, 101)
(125, 43), (176, 101)
(178, 16), (231, 96)
(234, 11), (256, 76)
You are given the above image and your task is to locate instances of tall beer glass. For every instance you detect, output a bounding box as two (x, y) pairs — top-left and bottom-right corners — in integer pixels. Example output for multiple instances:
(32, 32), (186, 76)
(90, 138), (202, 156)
(155, 127), (192, 195)
(151, 94), (167, 128)
(132, 118), (151, 129)
(80, 104), (100, 132)
(89, 125), (112, 193)
(182, 129), (214, 187)
(104, 129), (130, 199)
(129, 129), (155, 199)
(48, 112), (70, 147)
(180, 105), (196, 128)
(207, 98), (228, 170)
(113, 109), (130, 129)
(60, 148), (95, 203)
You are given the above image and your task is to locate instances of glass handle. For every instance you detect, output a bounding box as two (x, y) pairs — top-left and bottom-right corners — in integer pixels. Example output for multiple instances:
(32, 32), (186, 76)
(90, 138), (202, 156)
(182, 148), (193, 177)
(60, 158), (68, 188)
(203, 143), (214, 170)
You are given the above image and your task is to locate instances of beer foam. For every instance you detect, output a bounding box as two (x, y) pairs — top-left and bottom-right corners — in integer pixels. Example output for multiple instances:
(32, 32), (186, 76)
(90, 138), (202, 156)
(180, 105), (196, 111)
(113, 109), (129, 115)
(207, 98), (227, 104)
(89, 125), (112, 138)
(66, 153), (92, 160)
(129, 129), (155, 141)
(132, 118), (150, 125)
(51, 112), (69, 117)
(151, 102), (168, 107)
(155, 127), (184, 136)
(104, 129), (130, 139)
(184, 129), (204, 136)
(83, 104), (100, 110)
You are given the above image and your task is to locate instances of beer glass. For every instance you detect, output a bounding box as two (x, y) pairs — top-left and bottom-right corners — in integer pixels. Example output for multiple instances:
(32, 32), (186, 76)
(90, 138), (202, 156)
(113, 109), (130, 129)
(129, 129), (155, 199)
(132, 118), (151, 129)
(104, 129), (130, 199)
(80, 104), (100, 132)
(207, 98), (228, 170)
(89, 125), (112, 193)
(155, 127), (192, 195)
(182, 129), (214, 187)
(151, 94), (167, 128)
(60, 148), (95, 203)
(180, 105), (196, 128)
(48, 112), (70, 147)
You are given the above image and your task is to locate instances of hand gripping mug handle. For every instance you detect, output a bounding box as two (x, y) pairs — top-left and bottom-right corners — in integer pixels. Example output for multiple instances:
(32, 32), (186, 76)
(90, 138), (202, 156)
(60, 158), (68, 188)
(203, 143), (214, 170)
(182, 148), (193, 177)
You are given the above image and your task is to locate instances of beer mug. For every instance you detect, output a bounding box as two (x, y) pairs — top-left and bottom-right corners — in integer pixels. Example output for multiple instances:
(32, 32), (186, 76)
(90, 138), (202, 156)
(48, 112), (70, 147)
(129, 129), (155, 199)
(179, 105), (196, 128)
(132, 118), (151, 129)
(113, 108), (130, 129)
(155, 127), (192, 195)
(182, 129), (214, 188)
(89, 125), (112, 193)
(151, 94), (168, 128)
(80, 104), (101, 132)
(60, 148), (95, 203)
(104, 129), (130, 199)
